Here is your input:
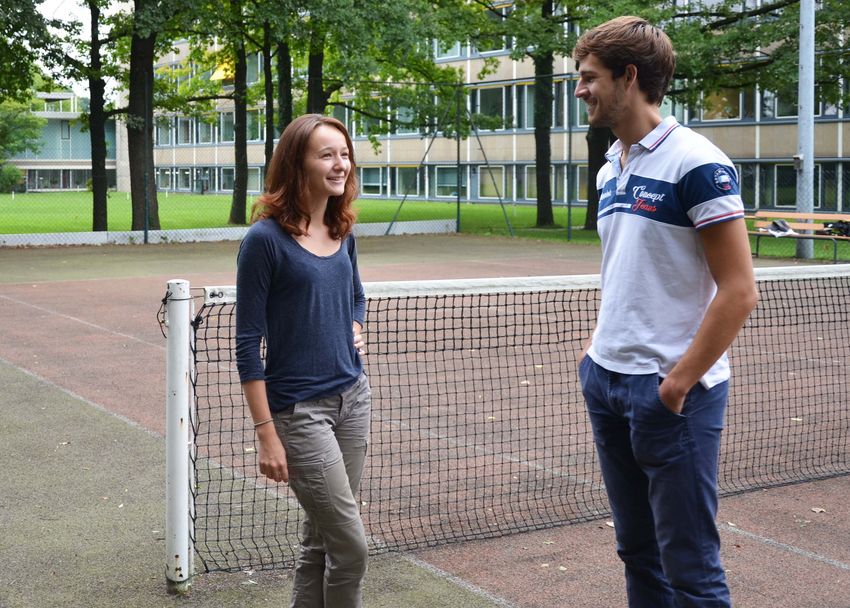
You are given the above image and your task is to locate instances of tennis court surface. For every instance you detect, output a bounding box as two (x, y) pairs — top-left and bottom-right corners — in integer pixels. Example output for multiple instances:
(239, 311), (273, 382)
(1, 234), (848, 608)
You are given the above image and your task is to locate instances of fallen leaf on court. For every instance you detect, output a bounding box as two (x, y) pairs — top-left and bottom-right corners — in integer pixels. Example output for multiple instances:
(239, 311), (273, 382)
(487, 416), (496, 421)
(58, 441), (71, 446)
(520, 380), (530, 385)
(244, 447), (256, 454)
(541, 563), (549, 568)
(243, 569), (255, 576)
(726, 522), (737, 527)
(241, 580), (258, 585)
(811, 507), (826, 513)
(791, 417), (803, 422)
(535, 365), (544, 369)
(559, 566), (567, 572)
(118, 503), (124, 509)
(543, 540), (554, 545)
(605, 521), (615, 528)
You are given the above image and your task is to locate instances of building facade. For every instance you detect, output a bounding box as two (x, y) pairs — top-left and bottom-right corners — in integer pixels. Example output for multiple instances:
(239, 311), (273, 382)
(9, 91), (121, 192)
(149, 34), (850, 212)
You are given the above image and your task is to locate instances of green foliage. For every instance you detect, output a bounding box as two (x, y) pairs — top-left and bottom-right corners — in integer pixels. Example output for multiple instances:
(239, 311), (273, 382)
(0, 164), (23, 193)
(0, 0), (50, 102)
(0, 100), (45, 160)
(578, 0), (850, 109)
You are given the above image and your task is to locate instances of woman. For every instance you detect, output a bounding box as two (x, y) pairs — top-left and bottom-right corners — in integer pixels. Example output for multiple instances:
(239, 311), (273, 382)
(235, 114), (370, 608)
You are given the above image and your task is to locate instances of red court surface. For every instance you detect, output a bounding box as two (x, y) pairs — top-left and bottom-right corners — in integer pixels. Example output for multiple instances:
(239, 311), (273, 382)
(1, 235), (847, 608)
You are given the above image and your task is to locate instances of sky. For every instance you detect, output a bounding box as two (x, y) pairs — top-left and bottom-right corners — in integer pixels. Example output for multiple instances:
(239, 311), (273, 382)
(35, 0), (131, 97)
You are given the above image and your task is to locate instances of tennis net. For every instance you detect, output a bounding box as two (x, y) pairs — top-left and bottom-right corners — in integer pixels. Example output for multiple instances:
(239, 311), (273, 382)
(176, 265), (850, 573)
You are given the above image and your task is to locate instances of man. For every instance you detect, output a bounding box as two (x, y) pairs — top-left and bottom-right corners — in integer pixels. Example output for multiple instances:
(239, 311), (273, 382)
(573, 16), (758, 608)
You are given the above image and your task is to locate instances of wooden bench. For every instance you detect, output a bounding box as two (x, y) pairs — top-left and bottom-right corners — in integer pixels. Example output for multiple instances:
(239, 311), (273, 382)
(747, 210), (850, 263)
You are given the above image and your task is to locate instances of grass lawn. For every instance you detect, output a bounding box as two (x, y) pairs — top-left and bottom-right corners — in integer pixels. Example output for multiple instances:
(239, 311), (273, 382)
(1, 191), (845, 260)
(0, 191), (598, 244)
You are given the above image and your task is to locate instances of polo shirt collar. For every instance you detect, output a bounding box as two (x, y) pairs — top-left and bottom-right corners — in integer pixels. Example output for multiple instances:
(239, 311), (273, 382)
(604, 115), (680, 165)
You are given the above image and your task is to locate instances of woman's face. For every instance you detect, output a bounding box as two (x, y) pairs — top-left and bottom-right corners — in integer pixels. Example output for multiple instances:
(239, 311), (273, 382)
(302, 124), (351, 204)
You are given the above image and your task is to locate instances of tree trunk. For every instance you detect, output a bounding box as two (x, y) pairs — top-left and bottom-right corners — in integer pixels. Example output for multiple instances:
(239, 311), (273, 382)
(276, 41), (292, 135)
(228, 22), (249, 225)
(87, 1), (108, 231)
(533, 50), (554, 227)
(127, 14), (160, 231)
(530, 0), (555, 227)
(262, 21), (274, 181)
(583, 126), (615, 231)
(306, 29), (327, 114)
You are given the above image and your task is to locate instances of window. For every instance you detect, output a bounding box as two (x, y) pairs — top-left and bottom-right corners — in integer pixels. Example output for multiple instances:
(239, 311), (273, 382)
(220, 167), (235, 191)
(523, 165), (558, 200)
(435, 166), (466, 198)
(355, 110), (383, 138)
(60, 120), (71, 140)
(156, 119), (172, 146)
(194, 167), (212, 193)
(395, 107), (418, 135)
(248, 167), (263, 192)
(196, 119), (214, 144)
(360, 167), (382, 195)
(156, 168), (172, 190)
(177, 167), (191, 190)
(246, 53), (261, 84)
(575, 165), (589, 202)
(474, 87), (510, 130)
(569, 80), (589, 127)
(700, 88), (755, 121)
(737, 164), (757, 209)
(71, 169), (90, 189)
(479, 166), (505, 199)
(517, 84), (534, 129)
(220, 112), (235, 142)
(247, 110), (263, 141)
(435, 40), (461, 60)
(766, 164), (826, 209)
(475, 6), (510, 54)
(396, 167), (419, 196)
(553, 80), (565, 128)
(762, 89), (822, 119)
(660, 95), (686, 123)
(518, 81), (565, 129)
(773, 164), (797, 207)
(819, 162), (838, 211)
(176, 117), (192, 145)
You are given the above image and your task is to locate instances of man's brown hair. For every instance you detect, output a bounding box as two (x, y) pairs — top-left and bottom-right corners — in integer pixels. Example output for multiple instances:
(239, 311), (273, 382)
(251, 114), (358, 240)
(573, 16), (675, 105)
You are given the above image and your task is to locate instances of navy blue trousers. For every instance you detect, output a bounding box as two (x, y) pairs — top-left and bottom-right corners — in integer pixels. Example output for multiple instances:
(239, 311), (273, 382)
(579, 356), (731, 608)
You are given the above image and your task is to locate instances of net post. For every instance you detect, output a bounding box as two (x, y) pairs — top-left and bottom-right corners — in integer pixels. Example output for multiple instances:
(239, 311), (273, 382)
(165, 279), (193, 594)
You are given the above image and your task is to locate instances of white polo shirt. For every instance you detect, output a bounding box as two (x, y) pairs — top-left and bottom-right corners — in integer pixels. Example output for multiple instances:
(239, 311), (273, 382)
(587, 116), (745, 388)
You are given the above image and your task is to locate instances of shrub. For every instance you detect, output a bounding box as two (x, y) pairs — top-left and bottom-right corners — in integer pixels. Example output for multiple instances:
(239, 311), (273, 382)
(0, 164), (23, 193)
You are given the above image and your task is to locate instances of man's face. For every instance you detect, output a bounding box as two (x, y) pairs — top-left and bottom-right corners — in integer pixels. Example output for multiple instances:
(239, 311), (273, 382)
(574, 53), (626, 129)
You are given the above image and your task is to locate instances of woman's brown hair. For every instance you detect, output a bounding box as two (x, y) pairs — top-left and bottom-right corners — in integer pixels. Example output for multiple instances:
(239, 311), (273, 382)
(251, 113), (358, 239)
(573, 16), (675, 106)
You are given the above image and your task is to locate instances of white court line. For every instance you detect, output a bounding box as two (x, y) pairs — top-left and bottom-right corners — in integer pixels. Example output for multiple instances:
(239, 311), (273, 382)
(0, 355), (516, 606)
(401, 554), (518, 608)
(0, 355), (161, 439)
(2, 291), (593, 485)
(0, 294), (165, 350)
(718, 522), (850, 571)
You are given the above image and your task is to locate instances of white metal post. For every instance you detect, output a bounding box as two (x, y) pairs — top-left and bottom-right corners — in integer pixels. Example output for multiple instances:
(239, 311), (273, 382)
(796, 0), (816, 259)
(165, 279), (192, 593)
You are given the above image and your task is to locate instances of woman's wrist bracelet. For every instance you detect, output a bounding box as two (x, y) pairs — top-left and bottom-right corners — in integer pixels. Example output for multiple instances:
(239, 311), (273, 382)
(253, 418), (274, 428)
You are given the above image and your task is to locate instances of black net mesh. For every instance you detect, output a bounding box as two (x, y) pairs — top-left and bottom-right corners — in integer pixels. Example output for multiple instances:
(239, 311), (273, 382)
(188, 271), (850, 573)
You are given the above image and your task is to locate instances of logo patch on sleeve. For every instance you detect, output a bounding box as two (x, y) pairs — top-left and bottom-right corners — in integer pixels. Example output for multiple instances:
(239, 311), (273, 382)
(713, 167), (734, 192)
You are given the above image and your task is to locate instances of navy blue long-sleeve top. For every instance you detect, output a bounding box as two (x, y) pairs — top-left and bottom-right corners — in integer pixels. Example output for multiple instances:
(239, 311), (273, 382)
(235, 218), (366, 411)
